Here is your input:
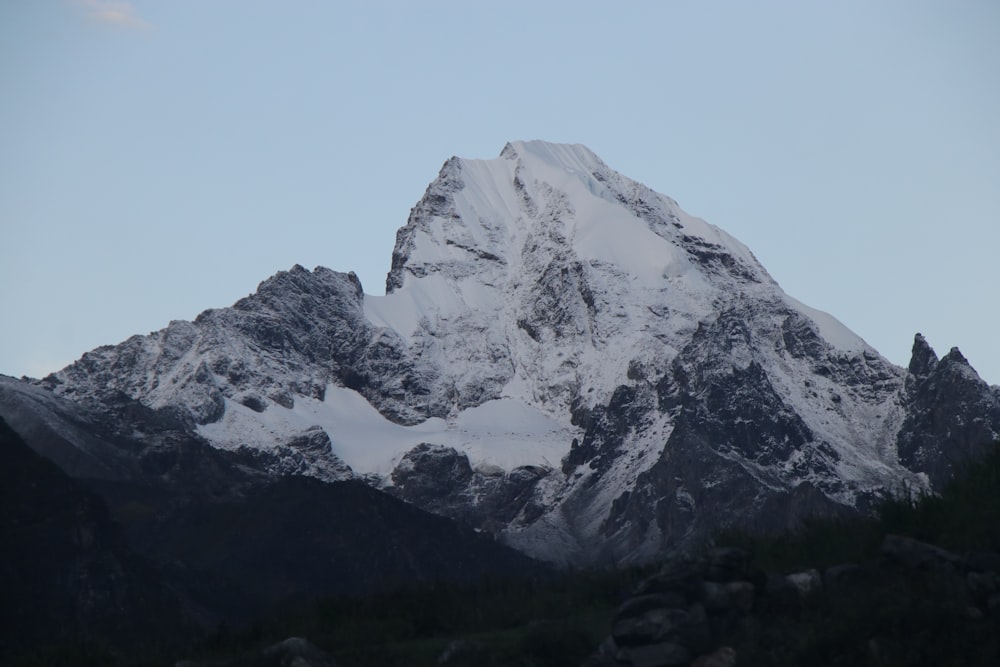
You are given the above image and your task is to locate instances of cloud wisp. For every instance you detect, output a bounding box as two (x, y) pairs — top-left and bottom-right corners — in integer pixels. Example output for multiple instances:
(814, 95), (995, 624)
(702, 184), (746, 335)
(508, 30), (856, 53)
(77, 0), (151, 29)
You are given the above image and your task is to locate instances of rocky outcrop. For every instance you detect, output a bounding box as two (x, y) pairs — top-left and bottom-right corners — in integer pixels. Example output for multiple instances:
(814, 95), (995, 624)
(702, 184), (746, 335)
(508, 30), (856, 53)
(584, 547), (763, 666)
(549, 300), (913, 564)
(233, 426), (353, 481)
(897, 335), (1000, 487)
(389, 443), (552, 531)
(587, 536), (1000, 666)
(43, 265), (435, 426)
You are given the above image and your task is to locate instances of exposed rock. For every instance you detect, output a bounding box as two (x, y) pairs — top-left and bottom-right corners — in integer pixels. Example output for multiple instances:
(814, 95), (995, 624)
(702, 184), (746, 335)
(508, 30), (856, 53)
(389, 444), (551, 532)
(612, 605), (708, 650)
(908, 333), (939, 378)
(591, 531), (1000, 666)
(704, 547), (753, 584)
(0, 375), (138, 480)
(881, 534), (964, 570)
(634, 557), (705, 600)
(391, 443), (474, 506)
(691, 646), (737, 667)
(723, 581), (755, 613)
(764, 573), (802, 609)
(967, 571), (1000, 604)
(823, 562), (862, 588)
(785, 569), (822, 598)
(618, 593), (689, 620)
(44, 265), (434, 427)
(967, 552), (1000, 574)
(700, 581), (731, 612)
(897, 338), (1000, 487)
(233, 426), (353, 481)
(591, 549), (753, 665)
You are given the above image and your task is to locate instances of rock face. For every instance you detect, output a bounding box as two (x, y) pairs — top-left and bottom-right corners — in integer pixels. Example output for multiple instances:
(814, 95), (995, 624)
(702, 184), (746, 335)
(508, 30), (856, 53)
(896, 336), (1000, 487)
(5, 140), (999, 566)
(389, 443), (552, 530)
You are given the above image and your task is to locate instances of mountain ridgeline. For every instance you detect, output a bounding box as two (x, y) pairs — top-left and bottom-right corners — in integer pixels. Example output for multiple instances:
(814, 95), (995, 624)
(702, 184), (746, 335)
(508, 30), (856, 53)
(4, 141), (999, 576)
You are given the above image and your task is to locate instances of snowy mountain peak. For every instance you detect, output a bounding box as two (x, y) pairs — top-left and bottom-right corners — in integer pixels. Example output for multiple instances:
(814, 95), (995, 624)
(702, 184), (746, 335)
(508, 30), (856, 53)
(500, 139), (608, 175)
(26, 141), (1000, 567)
(386, 140), (772, 298)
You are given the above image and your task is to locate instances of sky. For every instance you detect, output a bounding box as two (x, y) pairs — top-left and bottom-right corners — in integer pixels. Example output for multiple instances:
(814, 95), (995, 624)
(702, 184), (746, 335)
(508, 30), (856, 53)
(1, 1), (998, 385)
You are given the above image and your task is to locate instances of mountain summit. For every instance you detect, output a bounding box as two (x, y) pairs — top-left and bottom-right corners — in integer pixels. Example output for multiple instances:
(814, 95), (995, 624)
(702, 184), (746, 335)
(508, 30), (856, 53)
(18, 141), (1000, 565)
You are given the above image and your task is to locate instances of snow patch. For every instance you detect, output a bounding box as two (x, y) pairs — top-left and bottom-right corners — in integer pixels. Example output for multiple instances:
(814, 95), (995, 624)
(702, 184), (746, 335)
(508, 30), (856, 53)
(198, 385), (577, 475)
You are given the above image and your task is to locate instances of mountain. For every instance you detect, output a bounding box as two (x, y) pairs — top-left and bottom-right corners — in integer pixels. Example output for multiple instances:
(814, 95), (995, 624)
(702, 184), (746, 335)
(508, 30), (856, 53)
(8, 140), (1000, 567)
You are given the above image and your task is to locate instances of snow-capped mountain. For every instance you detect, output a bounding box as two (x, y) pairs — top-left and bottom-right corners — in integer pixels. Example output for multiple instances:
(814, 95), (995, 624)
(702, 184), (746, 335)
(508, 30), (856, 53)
(20, 140), (1000, 565)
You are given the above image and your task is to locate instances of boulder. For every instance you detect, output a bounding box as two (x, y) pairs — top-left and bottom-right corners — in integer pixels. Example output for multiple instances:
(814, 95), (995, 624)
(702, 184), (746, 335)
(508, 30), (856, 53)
(881, 534), (964, 570)
(765, 572), (802, 609)
(617, 592), (688, 620)
(704, 548), (751, 583)
(966, 551), (1000, 574)
(723, 581), (755, 613)
(967, 571), (1000, 604)
(786, 569), (822, 598)
(613, 607), (693, 647)
(691, 646), (737, 667)
(636, 557), (704, 599)
(823, 562), (861, 589)
(700, 581), (730, 612)
(620, 641), (692, 667)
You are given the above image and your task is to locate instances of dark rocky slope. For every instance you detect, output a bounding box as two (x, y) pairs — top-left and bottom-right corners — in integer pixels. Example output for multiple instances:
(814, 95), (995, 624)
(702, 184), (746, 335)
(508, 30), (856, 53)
(0, 388), (552, 652)
(0, 417), (191, 659)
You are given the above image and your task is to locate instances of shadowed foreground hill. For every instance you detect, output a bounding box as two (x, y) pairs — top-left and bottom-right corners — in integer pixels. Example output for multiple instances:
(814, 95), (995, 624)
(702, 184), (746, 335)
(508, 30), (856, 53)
(0, 398), (552, 664)
(0, 417), (190, 660)
(103, 473), (552, 614)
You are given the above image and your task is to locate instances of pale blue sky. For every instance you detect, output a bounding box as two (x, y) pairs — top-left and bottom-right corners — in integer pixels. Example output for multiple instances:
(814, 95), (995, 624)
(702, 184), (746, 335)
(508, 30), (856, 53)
(2, 1), (998, 384)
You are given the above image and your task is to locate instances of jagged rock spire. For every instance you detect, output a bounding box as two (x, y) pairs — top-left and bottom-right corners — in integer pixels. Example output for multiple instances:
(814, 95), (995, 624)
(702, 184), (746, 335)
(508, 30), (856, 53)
(908, 333), (939, 378)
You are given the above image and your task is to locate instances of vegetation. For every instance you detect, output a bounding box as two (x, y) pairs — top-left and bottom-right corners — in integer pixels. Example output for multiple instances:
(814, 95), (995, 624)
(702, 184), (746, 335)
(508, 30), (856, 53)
(716, 441), (1000, 667)
(717, 441), (1000, 572)
(187, 565), (655, 667)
